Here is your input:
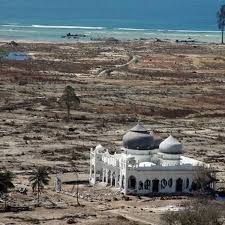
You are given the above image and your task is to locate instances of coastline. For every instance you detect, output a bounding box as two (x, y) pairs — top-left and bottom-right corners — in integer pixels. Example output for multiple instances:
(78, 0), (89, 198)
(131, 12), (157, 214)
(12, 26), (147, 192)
(0, 24), (222, 44)
(0, 38), (220, 45)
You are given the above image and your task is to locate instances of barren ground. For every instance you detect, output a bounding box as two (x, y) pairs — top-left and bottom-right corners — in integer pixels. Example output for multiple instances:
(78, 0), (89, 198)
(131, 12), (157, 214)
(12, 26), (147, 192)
(0, 40), (225, 224)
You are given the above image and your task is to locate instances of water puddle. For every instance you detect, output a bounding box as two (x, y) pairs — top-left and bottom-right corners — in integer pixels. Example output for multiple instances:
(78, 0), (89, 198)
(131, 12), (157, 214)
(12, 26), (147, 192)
(5, 52), (31, 61)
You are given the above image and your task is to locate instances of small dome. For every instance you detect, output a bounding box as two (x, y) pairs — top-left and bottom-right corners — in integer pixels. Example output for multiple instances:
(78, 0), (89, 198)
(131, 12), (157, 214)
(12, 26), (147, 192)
(130, 123), (148, 132)
(122, 123), (154, 150)
(95, 144), (105, 152)
(159, 135), (183, 154)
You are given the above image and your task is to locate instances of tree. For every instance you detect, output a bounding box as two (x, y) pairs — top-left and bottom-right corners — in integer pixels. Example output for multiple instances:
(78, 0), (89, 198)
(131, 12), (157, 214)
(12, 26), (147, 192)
(192, 166), (216, 193)
(29, 166), (50, 206)
(0, 171), (14, 210)
(59, 85), (80, 120)
(217, 5), (225, 44)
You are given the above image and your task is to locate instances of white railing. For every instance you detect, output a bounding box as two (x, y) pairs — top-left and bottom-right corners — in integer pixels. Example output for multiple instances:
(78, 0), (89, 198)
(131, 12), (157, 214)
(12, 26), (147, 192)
(127, 163), (211, 171)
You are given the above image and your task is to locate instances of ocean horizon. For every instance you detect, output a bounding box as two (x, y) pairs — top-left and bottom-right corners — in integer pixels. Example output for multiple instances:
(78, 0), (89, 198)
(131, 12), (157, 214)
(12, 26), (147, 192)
(0, 0), (223, 43)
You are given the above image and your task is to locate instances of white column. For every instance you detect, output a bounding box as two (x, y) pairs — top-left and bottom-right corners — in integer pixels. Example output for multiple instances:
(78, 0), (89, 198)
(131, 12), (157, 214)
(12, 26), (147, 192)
(136, 177), (140, 195)
(110, 172), (113, 186)
(102, 169), (105, 182)
(124, 161), (128, 195)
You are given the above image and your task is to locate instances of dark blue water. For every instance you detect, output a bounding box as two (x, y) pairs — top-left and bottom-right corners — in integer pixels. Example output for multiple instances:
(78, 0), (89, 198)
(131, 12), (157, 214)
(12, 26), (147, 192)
(0, 0), (223, 42)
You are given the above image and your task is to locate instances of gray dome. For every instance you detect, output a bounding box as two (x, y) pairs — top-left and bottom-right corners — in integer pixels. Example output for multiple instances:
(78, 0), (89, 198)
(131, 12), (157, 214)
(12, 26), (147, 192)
(159, 135), (183, 154)
(122, 123), (154, 150)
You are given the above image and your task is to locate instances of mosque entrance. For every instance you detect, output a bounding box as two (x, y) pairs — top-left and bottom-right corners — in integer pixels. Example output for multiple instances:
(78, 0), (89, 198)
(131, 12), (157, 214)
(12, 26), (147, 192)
(176, 178), (183, 192)
(152, 179), (159, 193)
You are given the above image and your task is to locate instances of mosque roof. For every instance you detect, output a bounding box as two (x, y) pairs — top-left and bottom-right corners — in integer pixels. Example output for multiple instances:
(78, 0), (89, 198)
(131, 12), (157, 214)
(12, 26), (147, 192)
(122, 123), (155, 150)
(139, 162), (156, 167)
(130, 123), (148, 133)
(159, 135), (183, 154)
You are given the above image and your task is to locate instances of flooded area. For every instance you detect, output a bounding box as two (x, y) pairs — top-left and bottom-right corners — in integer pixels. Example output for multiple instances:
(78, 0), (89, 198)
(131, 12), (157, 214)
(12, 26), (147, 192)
(5, 52), (31, 61)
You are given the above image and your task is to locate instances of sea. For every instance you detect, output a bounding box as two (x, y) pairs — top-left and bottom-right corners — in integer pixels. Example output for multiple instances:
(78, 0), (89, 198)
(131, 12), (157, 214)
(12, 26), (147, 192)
(0, 0), (223, 43)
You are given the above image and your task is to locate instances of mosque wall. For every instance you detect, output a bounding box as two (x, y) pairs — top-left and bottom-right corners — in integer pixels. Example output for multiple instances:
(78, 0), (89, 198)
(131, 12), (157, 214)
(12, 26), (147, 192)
(126, 170), (195, 195)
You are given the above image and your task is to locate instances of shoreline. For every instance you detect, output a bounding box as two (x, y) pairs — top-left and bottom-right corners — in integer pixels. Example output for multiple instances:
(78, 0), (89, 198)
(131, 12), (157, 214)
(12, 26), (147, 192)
(0, 25), (222, 45)
(0, 37), (221, 46)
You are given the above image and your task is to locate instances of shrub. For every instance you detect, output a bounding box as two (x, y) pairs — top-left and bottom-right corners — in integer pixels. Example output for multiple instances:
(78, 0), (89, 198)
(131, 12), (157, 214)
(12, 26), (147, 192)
(161, 199), (223, 225)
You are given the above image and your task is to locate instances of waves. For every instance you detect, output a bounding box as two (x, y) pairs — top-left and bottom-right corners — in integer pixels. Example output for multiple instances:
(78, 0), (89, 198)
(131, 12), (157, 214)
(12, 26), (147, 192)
(165, 29), (220, 33)
(0, 24), (220, 33)
(0, 23), (221, 43)
(1, 24), (105, 30)
(117, 28), (147, 31)
(32, 25), (105, 30)
(117, 28), (220, 33)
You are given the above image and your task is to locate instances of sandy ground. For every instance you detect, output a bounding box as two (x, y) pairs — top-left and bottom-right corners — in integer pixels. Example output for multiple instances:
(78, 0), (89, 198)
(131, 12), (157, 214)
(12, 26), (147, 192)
(0, 39), (225, 224)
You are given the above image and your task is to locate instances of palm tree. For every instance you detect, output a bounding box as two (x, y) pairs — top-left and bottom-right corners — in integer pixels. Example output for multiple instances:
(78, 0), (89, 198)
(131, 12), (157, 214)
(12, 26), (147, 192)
(59, 85), (80, 121)
(29, 166), (50, 206)
(0, 171), (14, 210)
(217, 5), (225, 44)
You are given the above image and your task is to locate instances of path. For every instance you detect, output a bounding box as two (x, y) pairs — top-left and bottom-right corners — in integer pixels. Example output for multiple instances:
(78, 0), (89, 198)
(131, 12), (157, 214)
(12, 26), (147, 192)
(98, 55), (138, 77)
(108, 209), (158, 225)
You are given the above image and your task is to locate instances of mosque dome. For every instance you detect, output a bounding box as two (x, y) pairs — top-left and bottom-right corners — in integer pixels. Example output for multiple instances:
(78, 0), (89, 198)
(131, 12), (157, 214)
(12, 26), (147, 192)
(122, 123), (155, 150)
(159, 135), (183, 154)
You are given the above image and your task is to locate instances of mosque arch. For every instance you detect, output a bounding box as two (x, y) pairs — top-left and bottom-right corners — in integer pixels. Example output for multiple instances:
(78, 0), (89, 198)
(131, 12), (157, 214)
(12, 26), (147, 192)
(168, 178), (173, 188)
(176, 178), (183, 192)
(91, 165), (94, 174)
(107, 170), (111, 184)
(128, 176), (136, 190)
(96, 169), (102, 182)
(161, 179), (167, 189)
(144, 179), (151, 190)
(152, 179), (159, 193)
(121, 175), (125, 189)
(186, 178), (190, 189)
(139, 181), (143, 190)
(112, 172), (116, 186)
(103, 169), (106, 182)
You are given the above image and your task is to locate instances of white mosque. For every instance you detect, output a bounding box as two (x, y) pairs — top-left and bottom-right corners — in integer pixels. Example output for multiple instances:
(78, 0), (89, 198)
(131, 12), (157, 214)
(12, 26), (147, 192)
(89, 123), (216, 195)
